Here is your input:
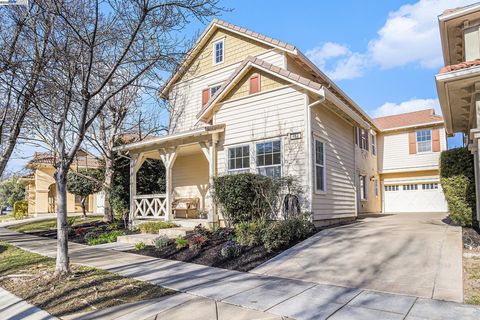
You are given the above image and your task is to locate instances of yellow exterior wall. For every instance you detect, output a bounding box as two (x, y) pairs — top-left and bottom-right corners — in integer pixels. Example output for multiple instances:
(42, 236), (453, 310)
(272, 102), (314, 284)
(179, 29), (273, 83)
(381, 170), (440, 182)
(220, 69), (289, 102)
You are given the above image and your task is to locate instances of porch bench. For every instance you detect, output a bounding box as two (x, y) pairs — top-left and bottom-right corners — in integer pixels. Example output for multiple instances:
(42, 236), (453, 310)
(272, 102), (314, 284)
(172, 198), (200, 219)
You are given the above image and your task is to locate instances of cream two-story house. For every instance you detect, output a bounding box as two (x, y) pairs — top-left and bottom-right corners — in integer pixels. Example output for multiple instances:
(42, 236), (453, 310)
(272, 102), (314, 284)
(116, 19), (448, 227)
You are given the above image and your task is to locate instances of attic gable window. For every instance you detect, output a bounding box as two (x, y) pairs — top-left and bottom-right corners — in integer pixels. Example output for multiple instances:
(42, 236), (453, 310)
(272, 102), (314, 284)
(213, 39), (224, 65)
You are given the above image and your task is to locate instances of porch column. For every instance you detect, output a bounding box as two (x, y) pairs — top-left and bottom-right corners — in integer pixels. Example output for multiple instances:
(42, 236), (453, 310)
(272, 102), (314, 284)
(200, 133), (219, 225)
(159, 148), (177, 221)
(129, 153), (145, 226)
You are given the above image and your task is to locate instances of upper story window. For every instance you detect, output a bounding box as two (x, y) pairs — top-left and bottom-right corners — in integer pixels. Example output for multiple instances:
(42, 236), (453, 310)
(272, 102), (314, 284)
(213, 39), (224, 65)
(416, 129), (432, 153)
(371, 134), (376, 156)
(228, 145), (250, 174)
(256, 140), (281, 178)
(314, 139), (326, 192)
(359, 175), (367, 200)
(464, 25), (480, 62)
(356, 127), (369, 151)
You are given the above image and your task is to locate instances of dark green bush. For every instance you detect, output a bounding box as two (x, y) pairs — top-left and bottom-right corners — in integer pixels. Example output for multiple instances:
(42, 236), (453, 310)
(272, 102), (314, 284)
(235, 220), (267, 247)
(139, 221), (178, 234)
(13, 200), (28, 220)
(213, 173), (281, 225)
(285, 213), (315, 241)
(440, 147), (477, 226)
(262, 221), (291, 252)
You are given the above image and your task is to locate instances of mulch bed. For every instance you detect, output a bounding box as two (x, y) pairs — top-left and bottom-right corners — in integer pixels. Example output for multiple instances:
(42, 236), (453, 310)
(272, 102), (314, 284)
(128, 229), (316, 272)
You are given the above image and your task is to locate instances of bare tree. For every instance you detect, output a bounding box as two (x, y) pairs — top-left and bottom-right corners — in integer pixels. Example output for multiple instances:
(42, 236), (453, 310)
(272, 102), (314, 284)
(29, 0), (221, 277)
(0, 4), (54, 177)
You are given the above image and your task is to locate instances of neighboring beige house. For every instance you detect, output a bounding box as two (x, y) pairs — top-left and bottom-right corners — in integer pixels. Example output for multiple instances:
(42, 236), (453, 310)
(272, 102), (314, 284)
(20, 150), (105, 216)
(436, 3), (480, 223)
(116, 19), (449, 228)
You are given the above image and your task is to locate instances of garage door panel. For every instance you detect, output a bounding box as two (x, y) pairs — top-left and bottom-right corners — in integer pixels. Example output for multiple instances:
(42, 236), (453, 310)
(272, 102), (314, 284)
(384, 185), (448, 213)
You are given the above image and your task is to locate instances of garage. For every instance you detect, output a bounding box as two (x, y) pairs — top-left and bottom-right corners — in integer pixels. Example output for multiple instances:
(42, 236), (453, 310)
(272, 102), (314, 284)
(383, 182), (449, 213)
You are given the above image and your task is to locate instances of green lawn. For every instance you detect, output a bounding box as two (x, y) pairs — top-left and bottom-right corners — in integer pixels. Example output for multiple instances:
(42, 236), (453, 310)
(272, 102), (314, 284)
(8, 216), (103, 233)
(0, 241), (173, 317)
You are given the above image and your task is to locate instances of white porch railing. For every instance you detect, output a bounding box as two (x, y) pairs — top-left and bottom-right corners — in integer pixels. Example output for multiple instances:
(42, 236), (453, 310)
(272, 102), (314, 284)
(133, 194), (167, 220)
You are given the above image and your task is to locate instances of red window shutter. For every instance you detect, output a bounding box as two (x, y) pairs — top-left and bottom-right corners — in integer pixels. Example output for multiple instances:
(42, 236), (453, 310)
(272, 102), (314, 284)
(249, 74), (260, 94)
(202, 88), (210, 106)
(409, 132), (416, 154)
(432, 129), (440, 152)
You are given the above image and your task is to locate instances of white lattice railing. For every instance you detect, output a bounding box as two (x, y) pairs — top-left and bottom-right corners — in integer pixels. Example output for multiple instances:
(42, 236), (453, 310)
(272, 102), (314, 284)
(134, 194), (167, 220)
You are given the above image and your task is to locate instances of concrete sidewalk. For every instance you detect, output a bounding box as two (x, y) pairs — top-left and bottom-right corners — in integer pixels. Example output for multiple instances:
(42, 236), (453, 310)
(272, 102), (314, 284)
(1, 228), (480, 320)
(0, 287), (58, 320)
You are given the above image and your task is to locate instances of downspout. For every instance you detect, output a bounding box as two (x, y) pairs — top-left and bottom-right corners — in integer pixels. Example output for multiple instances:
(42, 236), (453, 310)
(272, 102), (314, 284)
(305, 92), (325, 215)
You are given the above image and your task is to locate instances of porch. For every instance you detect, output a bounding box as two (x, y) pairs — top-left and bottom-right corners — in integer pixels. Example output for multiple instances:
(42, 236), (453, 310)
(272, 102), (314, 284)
(114, 125), (225, 227)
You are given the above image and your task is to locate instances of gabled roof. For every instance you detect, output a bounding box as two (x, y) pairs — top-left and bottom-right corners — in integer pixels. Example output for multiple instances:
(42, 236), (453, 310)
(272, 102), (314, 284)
(160, 18), (297, 99)
(27, 149), (102, 169)
(374, 109), (443, 131)
(196, 56), (323, 121)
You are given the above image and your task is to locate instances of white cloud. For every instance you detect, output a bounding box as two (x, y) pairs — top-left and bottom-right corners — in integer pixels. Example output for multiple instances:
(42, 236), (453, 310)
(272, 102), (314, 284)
(372, 98), (441, 117)
(306, 0), (473, 79)
(368, 0), (471, 69)
(306, 43), (368, 80)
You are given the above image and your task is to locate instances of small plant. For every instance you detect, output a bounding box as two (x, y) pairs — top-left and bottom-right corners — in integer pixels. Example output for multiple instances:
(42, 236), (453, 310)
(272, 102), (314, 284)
(175, 236), (188, 249)
(106, 222), (120, 231)
(217, 228), (235, 240)
(86, 230), (126, 246)
(220, 240), (241, 258)
(139, 221), (178, 234)
(154, 236), (171, 249)
(235, 220), (267, 247)
(84, 231), (99, 243)
(74, 227), (87, 237)
(188, 234), (207, 250)
(193, 224), (210, 237)
(135, 242), (146, 250)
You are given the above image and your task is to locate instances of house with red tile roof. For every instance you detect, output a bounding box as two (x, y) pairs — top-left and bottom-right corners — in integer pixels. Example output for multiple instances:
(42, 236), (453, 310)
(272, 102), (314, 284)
(114, 19), (449, 228)
(436, 2), (480, 223)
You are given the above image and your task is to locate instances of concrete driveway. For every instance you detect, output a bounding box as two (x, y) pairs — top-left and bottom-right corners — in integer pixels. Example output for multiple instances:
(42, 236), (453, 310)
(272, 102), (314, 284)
(252, 213), (464, 302)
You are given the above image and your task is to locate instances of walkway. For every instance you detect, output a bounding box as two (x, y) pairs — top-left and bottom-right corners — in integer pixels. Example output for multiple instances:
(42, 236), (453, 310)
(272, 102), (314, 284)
(1, 228), (479, 320)
(0, 287), (58, 320)
(253, 212), (463, 302)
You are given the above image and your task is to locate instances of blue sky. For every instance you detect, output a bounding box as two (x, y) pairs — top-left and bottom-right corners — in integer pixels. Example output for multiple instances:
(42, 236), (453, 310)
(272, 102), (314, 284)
(5, 0), (470, 173)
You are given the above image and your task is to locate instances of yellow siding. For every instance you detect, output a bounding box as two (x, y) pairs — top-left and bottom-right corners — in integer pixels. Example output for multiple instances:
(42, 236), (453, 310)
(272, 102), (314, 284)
(179, 29), (273, 83)
(220, 69), (289, 102)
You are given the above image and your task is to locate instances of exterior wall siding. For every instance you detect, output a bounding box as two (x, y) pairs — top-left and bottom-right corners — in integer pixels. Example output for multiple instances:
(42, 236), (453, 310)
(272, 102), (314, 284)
(378, 125), (447, 173)
(310, 104), (357, 220)
(355, 132), (381, 213)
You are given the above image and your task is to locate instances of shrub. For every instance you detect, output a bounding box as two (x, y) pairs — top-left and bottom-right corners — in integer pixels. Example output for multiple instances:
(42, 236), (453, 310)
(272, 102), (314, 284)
(285, 213), (315, 241)
(139, 221), (178, 234)
(262, 221), (291, 252)
(441, 176), (473, 227)
(235, 220), (267, 247)
(86, 230), (126, 246)
(188, 234), (207, 250)
(74, 227), (87, 237)
(13, 200), (28, 220)
(220, 240), (241, 258)
(154, 236), (171, 249)
(175, 236), (188, 249)
(193, 224), (210, 237)
(84, 231), (99, 243)
(440, 147), (477, 226)
(106, 222), (120, 231)
(135, 242), (146, 250)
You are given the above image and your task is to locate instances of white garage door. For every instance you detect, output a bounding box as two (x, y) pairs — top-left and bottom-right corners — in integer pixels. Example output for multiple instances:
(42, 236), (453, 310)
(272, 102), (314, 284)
(384, 183), (448, 213)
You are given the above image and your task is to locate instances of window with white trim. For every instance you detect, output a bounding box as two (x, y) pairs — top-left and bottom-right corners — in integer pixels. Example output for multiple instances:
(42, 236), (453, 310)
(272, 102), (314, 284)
(371, 134), (376, 156)
(228, 145), (250, 173)
(416, 129), (432, 153)
(385, 185), (399, 191)
(256, 140), (281, 178)
(213, 39), (224, 65)
(210, 84), (221, 97)
(422, 183), (439, 190)
(403, 184), (418, 191)
(360, 175), (367, 200)
(314, 139), (326, 192)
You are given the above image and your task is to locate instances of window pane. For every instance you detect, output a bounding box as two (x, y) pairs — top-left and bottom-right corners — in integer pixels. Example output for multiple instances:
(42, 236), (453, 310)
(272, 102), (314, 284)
(264, 142), (273, 153)
(242, 157), (249, 168)
(229, 159), (235, 169)
(316, 166), (324, 191)
(272, 140), (281, 152)
(243, 146), (249, 156)
(273, 152), (280, 165)
(257, 143), (264, 155)
(229, 148), (235, 158)
(264, 153), (273, 166)
(257, 155), (264, 166)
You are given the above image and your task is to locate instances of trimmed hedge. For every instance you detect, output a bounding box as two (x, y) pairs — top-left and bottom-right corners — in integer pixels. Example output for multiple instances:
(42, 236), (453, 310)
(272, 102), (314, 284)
(440, 147), (476, 227)
(139, 221), (178, 234)
(13, 200), (28, 220)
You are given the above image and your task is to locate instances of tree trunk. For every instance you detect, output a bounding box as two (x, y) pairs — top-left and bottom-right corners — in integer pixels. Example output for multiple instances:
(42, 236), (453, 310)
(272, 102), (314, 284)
(103, 156), (114, 222)
(81, 196), (87, 218)
(54, 167), (70, 277)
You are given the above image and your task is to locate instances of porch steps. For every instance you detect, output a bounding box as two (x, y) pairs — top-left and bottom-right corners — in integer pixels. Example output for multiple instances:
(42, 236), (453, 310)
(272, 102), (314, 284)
(158, 227), (194, 238)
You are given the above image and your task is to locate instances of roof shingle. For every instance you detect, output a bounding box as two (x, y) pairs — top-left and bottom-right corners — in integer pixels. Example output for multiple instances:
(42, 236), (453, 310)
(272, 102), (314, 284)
(439, 60), (480, 74)
(374, 109), (443, 130)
